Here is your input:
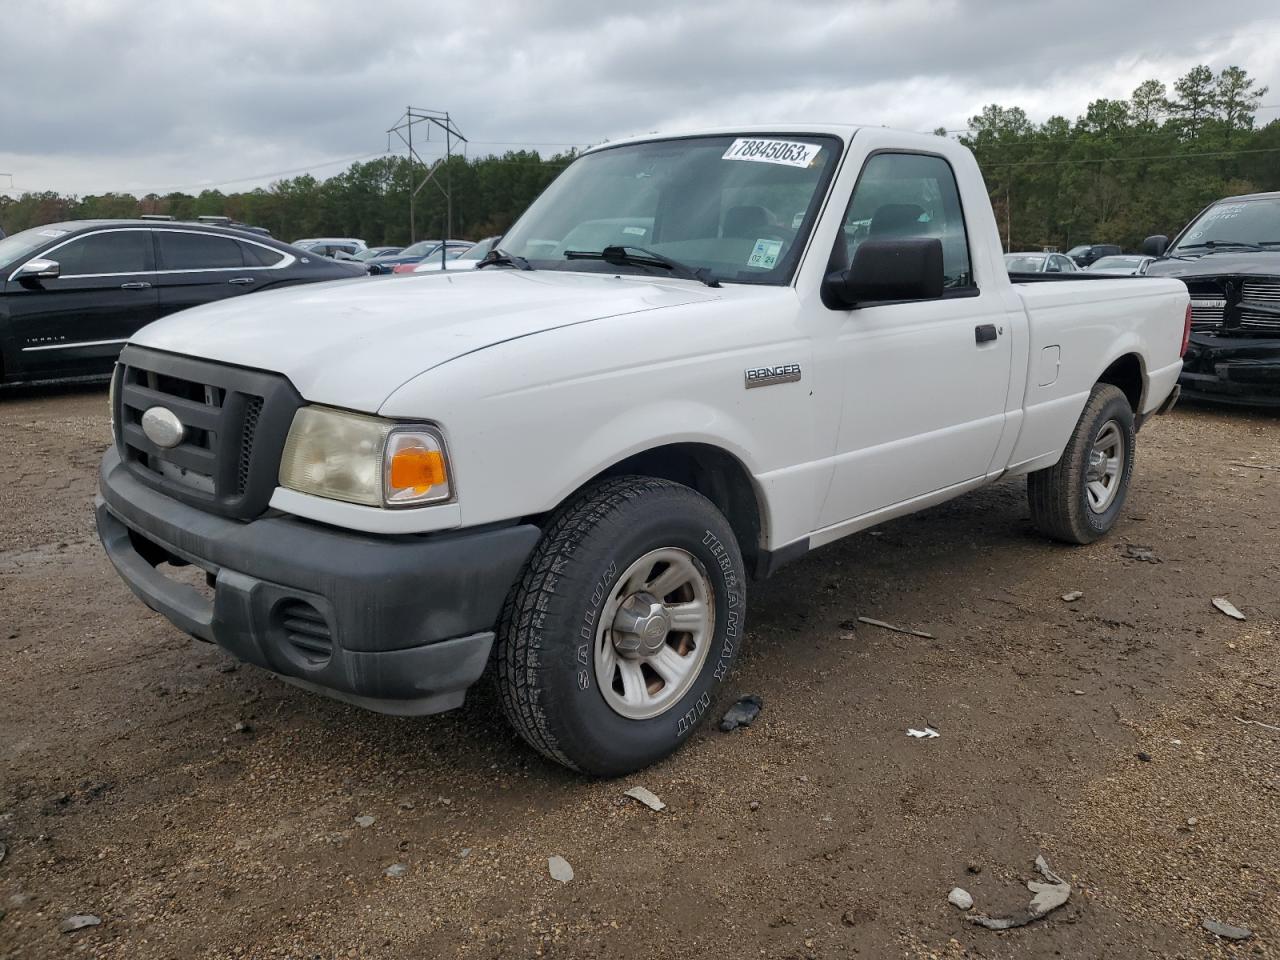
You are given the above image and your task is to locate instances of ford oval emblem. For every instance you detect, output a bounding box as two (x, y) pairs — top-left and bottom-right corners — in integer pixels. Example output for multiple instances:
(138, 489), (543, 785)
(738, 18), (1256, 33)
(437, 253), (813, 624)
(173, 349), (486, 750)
(141, 406), (186, 449)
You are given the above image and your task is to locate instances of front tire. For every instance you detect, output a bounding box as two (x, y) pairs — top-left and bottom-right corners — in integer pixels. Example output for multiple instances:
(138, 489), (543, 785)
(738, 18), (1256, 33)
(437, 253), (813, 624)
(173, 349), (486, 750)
(1027, 383), (1136, 544)
(496, 476), (746, 777)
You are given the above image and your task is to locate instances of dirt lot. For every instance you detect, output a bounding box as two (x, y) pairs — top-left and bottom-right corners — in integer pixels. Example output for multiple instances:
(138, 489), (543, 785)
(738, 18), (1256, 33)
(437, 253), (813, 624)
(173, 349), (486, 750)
(1, 384), (1276, 960)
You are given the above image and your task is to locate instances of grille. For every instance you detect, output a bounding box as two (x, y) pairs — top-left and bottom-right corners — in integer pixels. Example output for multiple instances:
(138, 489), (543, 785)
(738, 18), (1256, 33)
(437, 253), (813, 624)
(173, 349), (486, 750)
(1240, 279), (1280, 334)
(1185, 278), (1227, 332)
(1242, 279), (1280, 302)
(277, 600), (334, 662)
(237, 397), (264, 495)
(1239, 309), (1280, 333)
(1189, 300), (1226, 330)
(114, 345), (301, 520)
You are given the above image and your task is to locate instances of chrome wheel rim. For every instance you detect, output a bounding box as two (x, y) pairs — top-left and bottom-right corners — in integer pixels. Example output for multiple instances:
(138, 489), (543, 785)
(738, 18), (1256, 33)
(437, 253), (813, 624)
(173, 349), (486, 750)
(1085, 419), (1125, 513)
(593, 547), (715, 720)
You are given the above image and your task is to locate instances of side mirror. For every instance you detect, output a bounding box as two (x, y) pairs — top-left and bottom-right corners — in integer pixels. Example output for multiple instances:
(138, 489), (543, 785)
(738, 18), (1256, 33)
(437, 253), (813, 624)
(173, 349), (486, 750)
(14, 258), (60, 282)
(822, 238), (944, 309)
(1142, 235), (1169, 257)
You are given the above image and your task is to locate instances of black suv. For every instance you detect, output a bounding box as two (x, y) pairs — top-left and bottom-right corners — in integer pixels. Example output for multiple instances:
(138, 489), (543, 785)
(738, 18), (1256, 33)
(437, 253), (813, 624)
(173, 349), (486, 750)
(0, 220), (364, 385)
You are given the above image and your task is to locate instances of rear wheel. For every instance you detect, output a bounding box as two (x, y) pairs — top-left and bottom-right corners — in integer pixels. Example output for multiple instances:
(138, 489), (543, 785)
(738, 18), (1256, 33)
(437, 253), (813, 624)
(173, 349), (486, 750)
(496, 476), (746, 776)
(1027, 383), (1136, 544)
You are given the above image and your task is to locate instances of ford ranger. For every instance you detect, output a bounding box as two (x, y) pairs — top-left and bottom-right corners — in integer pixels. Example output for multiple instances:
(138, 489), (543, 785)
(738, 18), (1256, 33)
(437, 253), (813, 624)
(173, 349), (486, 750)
(93, 126), (1189, 775)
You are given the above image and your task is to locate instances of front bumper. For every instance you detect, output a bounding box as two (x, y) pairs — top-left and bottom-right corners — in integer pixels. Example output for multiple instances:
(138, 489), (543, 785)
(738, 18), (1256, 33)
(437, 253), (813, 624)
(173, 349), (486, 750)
(1179, 333), (1280, 407)
(96, 447), (540, 715)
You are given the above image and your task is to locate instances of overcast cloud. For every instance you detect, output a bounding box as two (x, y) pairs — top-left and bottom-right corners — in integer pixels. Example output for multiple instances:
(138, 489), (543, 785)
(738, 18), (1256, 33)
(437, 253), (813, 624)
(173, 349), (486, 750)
(2, 0), (1278, 196)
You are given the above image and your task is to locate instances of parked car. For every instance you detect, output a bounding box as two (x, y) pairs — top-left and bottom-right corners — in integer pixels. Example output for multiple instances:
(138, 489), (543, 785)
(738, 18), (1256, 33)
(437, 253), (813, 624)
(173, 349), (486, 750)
(293, 237), (367, 259)
(1066, 243), (1122, 267)
(413, 236), (499, 272)
(367, 239), (472, 275)
(1088, 255), (1153, 276)
(1144, 191), (1280, 406)
(351, 246), (403, 263)
(0, 220), (364, 384)
(95, 125), (1186, 775)
(1004, 251), (1080, 274)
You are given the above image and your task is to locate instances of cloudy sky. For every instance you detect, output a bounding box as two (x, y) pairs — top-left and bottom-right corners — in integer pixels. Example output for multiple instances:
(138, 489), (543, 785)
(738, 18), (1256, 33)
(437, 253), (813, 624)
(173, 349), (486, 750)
(3, 0), (1278, 197)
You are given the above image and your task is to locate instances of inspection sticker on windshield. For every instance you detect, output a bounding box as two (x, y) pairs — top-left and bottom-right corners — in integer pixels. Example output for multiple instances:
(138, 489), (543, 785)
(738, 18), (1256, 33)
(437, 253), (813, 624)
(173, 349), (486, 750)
(723, 138), (822, 168)
(748, 239), (783, 269)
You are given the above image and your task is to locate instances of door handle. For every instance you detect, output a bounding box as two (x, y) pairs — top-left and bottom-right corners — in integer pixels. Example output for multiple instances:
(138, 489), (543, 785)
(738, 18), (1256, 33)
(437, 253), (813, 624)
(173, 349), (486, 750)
(975, 323), (999, 344)
(228, 277), (255, 285)
(120, 281), (152, 290)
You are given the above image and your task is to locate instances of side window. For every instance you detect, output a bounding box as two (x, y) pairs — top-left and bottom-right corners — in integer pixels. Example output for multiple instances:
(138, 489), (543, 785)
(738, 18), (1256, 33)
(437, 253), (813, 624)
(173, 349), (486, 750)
(157, 232), (245, 270)
(55, 231), (153, 276)
(841, 153), (973, 289)
(1046, 256), (1063, 273)
(239, 242), (284, 267)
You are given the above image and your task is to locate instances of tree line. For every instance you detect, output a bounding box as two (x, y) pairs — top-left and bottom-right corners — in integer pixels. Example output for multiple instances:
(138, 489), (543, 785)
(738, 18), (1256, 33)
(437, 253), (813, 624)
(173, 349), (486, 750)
(1, 65), (1275, 253)
(0, 150), (575, 246)
(958, 65), (1276, 252)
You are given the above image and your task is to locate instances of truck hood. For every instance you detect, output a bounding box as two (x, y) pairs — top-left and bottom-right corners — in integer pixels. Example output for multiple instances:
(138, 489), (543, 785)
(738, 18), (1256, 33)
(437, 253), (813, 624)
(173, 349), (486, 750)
(1146, 251), (1280, 278)
(131, 269), (722, 411)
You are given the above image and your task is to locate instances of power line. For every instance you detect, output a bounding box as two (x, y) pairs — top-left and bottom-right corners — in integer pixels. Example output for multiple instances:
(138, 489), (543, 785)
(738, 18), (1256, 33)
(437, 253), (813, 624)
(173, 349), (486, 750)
(146, 151), (388, 193)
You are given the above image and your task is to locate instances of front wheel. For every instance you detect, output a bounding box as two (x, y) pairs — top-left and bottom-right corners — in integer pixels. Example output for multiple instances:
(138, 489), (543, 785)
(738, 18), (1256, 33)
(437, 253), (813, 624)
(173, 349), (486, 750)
(1027, 383), (1136, 544)
(495, 476), (746, 776)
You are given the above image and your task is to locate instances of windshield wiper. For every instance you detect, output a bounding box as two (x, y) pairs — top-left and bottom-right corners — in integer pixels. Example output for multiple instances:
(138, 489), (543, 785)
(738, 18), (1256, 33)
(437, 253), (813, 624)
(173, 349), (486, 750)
(1176, 240), (1265, 253)
(475, 247), (534, 271)
(563, 245), (720, 287)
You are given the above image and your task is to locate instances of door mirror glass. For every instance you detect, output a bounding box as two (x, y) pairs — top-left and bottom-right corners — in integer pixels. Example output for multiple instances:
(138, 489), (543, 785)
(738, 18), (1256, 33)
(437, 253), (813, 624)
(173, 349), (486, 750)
(1141, 235), (1169, 257)
(14, 258), (60, 281)
(823, 237), (945, 308)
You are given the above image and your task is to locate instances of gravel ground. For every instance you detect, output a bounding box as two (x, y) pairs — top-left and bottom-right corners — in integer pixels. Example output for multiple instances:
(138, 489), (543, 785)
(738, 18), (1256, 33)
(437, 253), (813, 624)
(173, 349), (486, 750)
(0, 384), (1276, 960)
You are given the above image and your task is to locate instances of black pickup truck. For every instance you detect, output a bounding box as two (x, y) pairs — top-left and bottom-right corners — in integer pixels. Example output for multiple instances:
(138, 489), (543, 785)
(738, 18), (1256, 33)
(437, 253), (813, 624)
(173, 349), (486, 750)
(1144, 192), (1280, 407)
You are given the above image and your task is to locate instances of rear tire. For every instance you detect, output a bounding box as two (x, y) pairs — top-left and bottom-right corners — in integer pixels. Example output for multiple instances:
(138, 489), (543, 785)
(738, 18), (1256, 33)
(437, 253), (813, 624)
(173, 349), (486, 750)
(495, 476), (746, 777)
(1027, 383), (1135, 544)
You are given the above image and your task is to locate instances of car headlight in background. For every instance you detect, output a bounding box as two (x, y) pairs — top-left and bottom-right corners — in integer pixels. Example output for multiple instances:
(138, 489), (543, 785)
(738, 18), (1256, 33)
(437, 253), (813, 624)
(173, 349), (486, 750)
(278, 406), (452, 508)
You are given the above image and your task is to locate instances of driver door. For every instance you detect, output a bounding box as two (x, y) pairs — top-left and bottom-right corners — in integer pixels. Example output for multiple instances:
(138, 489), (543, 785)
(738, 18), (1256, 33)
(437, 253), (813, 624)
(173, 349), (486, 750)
(815, 152), (1013, 530)
(5, 228), (158, 380)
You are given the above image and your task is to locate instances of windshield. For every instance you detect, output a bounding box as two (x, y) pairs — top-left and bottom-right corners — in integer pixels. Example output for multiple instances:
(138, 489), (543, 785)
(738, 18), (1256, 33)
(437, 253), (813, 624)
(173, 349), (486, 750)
(1170, 197), (1280, 254)
(1005, 254), (1046, 272)
(0, 224), (72, 268)
(1065, 245), (1090, 258)
(459, 238), (496, 261)
(352, 247), (393, 261)
(499, 134), (842, 284)
(1091, 256), (1140, 269)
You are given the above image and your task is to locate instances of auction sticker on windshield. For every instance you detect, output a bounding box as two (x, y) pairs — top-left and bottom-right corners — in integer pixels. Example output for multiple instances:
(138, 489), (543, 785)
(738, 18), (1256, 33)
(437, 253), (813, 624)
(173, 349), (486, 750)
(748, 239), (783, 269)
(723, 138), (822, 168)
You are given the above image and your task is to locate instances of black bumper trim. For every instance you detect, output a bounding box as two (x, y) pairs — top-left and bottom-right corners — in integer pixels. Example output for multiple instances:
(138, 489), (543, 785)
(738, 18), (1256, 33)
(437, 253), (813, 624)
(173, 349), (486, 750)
(96, 447), (540, 715)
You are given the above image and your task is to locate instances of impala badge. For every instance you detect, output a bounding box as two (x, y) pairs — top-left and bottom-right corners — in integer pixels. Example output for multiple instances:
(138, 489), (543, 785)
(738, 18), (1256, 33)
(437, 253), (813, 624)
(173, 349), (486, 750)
(744, 363), (802, 389)
(141, 406), (186, 449)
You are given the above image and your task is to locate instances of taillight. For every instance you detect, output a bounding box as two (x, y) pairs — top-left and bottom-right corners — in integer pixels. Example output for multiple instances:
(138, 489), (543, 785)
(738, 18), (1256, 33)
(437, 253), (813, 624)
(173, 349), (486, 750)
(1181, 303), (1192, 357)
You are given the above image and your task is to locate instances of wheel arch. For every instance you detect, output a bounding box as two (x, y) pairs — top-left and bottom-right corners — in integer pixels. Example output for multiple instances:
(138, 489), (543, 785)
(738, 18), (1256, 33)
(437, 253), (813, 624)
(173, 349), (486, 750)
(582, 442), (767, 577)
(1096, 351), (1146, 413)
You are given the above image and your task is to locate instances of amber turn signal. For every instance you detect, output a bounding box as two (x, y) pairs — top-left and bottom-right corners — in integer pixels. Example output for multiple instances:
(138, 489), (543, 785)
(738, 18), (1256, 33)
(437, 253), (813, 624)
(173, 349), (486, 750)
(390, 447), (446, 492)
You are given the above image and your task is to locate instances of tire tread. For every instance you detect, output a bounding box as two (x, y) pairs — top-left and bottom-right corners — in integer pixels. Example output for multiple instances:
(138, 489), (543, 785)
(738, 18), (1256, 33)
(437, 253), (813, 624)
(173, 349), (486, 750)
(495, 476), (682, 771)
(1027, 383), (1131, 544)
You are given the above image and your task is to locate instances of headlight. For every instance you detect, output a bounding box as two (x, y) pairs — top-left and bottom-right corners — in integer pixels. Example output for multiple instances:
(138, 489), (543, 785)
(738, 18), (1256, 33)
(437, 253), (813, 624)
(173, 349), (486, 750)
(278, 406), (453, 508)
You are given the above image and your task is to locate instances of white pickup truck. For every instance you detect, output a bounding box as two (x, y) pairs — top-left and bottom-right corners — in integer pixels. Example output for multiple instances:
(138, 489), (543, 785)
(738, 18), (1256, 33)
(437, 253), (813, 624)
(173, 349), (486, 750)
(96, 125), (1189, 775)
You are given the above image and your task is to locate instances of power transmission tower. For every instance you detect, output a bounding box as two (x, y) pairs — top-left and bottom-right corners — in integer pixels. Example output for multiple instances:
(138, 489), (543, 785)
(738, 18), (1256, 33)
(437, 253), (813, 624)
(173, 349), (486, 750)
(387, 108), (467, 264)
